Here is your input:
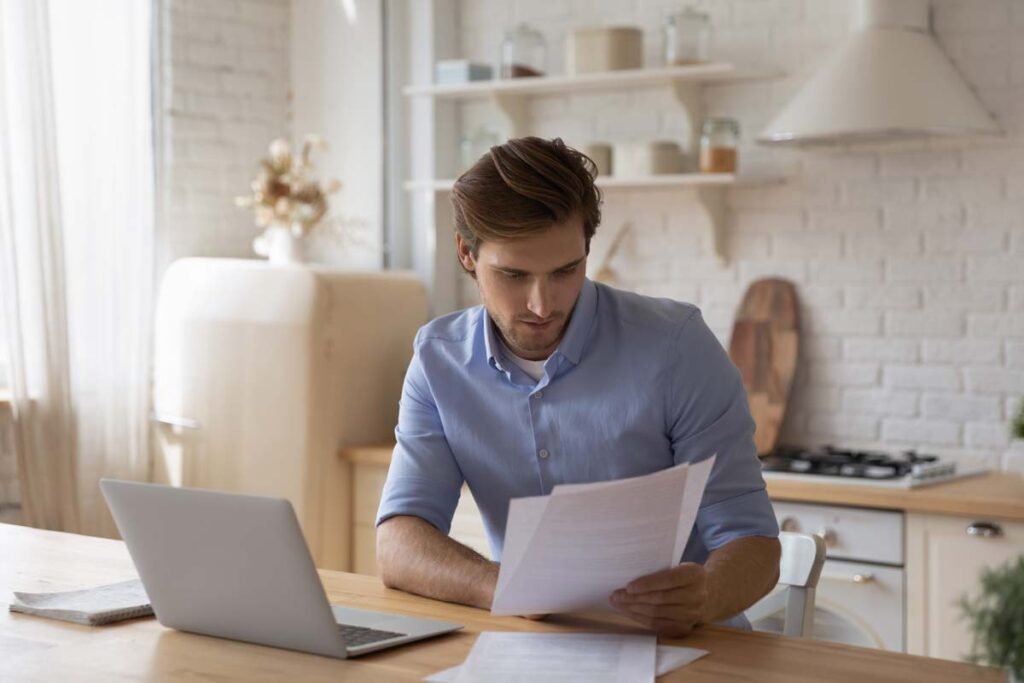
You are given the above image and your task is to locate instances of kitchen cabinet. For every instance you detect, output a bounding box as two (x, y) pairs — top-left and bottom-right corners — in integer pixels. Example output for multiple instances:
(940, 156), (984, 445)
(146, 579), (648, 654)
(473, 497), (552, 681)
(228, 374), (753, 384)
(151, 262), (427, 573)
(349, 451), (489, 575)
(905, 512), (1024, 662)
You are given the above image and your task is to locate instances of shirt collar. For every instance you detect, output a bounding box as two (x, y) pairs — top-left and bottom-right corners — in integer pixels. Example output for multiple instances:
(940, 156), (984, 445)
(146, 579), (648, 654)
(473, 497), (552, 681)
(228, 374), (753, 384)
(555, 277), (597, 366)
(483, 308), (506, 372)
(482, 277), (598, 370)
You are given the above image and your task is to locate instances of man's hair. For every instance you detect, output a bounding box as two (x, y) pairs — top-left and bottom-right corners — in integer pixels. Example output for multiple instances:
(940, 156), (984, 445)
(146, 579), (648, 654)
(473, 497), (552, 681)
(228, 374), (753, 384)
(450, 137), (602, 263)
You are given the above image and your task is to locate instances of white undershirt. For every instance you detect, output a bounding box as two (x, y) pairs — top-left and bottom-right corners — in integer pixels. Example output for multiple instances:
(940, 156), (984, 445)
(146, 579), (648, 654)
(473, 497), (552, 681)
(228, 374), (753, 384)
(499, 338), (548, 383)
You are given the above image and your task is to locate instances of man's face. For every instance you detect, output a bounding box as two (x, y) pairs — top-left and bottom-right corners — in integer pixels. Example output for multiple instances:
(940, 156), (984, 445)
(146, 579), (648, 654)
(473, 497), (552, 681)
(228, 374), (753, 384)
(457, 215), (588, 361)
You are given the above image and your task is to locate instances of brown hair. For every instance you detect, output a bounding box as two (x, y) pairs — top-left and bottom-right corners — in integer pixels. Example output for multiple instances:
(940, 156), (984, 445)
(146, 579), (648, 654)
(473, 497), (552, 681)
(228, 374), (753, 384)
(451, 137), (602, 262)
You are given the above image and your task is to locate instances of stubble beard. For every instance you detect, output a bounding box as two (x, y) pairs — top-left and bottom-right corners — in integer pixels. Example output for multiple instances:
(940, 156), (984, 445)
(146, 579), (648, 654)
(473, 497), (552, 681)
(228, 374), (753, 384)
(493, 312), (567, 359)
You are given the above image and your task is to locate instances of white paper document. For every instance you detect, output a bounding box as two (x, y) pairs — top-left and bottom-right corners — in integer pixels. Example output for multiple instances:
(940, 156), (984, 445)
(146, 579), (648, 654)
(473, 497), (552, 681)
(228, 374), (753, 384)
(424, 642), (708, 682)
(491, 455), (716, 616)
(448, 632), (655, 683)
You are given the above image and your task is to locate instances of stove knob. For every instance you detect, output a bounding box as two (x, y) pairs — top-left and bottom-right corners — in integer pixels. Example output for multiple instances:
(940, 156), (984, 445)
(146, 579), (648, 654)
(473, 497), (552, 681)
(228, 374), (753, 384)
(816, 528), (838, 547)
(780, 516), (799, 532)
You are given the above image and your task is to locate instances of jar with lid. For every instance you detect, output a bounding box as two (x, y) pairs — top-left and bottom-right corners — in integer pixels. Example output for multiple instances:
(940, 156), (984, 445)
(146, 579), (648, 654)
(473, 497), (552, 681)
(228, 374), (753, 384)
(459, 126), (501, 172)
(699, 117), (739, 173)
(664, 7), (710, 66)
(500, 23), (546, 78)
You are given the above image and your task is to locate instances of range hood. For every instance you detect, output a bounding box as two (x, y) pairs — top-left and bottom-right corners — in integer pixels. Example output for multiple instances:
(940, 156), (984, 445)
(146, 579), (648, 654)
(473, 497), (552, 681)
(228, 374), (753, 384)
(758, 0), (1001, 146)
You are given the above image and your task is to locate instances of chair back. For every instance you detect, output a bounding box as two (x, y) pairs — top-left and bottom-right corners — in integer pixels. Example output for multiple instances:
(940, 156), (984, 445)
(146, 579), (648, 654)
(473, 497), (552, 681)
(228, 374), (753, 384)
(747, 532), (827, 638)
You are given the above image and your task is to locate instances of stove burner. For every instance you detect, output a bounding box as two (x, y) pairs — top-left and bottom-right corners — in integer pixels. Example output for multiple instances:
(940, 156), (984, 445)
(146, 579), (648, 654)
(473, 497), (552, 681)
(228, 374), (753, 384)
(763, 445), (954, 481)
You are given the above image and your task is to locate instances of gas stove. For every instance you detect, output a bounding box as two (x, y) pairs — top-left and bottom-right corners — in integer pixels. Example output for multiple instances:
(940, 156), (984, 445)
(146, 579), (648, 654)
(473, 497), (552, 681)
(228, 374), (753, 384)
(761, 445), (986, 488)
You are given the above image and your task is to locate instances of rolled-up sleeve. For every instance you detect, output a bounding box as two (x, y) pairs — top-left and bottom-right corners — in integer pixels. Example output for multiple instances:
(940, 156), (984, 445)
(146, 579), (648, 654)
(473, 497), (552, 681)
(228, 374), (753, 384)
(666, 310), (779, 553)
(375, 331), (464, 534)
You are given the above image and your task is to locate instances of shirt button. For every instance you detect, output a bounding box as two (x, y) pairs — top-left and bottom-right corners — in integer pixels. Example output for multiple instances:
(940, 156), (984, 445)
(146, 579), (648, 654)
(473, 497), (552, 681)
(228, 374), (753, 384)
(533, 391), (543, 400)
(538, 449), (549, 459)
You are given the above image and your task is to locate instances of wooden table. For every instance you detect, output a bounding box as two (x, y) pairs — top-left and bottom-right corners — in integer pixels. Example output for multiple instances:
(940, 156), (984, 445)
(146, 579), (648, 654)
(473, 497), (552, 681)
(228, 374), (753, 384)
(0, 523), (1003, 682)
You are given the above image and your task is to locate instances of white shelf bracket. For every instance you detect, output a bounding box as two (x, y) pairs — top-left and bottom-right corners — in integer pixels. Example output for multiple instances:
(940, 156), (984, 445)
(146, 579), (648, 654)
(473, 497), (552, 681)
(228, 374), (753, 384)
(670, 80), (703, 156)
(491, 93), (528, 138)
(692, 185), (727, 265)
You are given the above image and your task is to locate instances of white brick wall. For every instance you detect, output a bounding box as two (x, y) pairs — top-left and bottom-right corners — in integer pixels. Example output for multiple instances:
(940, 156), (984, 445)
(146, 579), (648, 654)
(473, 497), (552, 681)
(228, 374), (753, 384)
(159, 0), (290, 273)
(454, 0), (1024, 470)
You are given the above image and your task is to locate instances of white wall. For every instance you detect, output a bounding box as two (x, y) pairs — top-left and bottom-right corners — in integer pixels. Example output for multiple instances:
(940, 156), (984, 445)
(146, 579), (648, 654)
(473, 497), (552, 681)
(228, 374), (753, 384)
(157, 0), (382, 273)
(451, 0), (1024, 472)
(158, 0), (291, 274)
(290, 0), (383, 269)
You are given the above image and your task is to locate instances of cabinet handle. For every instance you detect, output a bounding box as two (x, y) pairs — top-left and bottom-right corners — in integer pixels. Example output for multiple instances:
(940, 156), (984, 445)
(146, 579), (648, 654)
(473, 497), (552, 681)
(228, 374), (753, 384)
(966, 522), (1003, 538)
(821, 572), (875, 584)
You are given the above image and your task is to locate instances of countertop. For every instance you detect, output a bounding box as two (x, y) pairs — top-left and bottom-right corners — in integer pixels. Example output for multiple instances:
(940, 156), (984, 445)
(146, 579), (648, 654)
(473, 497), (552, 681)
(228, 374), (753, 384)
(340, 444), (1024, 521)
(765, 470), (1024, 521)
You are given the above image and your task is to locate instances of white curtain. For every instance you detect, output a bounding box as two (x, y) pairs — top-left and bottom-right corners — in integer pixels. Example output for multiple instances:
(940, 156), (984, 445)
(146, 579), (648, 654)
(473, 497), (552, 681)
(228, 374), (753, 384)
(0, 0), (155, 536)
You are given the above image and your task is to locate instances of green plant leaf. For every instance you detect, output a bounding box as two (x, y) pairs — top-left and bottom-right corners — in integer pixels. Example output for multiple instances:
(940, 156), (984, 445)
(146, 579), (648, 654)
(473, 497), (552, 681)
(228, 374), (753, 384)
(959, 554), (1024, 675)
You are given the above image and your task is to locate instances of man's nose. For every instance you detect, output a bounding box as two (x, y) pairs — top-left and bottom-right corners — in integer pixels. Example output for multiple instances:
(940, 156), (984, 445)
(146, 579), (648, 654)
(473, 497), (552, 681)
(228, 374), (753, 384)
(527, 277), (552, 319)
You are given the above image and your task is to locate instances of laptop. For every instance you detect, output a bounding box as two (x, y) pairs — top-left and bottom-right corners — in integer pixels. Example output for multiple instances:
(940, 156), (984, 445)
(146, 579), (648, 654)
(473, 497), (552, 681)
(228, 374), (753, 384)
(100, 479), (462, 658)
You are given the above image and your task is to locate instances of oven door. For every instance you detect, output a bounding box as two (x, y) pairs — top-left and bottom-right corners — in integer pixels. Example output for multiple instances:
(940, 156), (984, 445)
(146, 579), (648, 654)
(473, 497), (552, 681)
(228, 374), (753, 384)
(751, 559), (904, 652)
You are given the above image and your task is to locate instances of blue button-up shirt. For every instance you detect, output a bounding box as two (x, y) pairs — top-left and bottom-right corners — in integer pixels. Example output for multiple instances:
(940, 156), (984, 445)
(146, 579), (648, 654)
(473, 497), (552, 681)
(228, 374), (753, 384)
(377, 278), (778, 570)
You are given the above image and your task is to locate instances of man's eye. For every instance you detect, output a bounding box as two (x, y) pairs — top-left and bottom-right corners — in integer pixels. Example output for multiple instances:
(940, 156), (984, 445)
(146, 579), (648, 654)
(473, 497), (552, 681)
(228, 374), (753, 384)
(503, 272), (525, 280)
(555, 266), (577, 277)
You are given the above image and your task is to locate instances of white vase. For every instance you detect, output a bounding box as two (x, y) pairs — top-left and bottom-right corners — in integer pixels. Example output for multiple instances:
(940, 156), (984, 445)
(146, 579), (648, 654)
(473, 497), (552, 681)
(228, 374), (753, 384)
(259, 226), (307, 265)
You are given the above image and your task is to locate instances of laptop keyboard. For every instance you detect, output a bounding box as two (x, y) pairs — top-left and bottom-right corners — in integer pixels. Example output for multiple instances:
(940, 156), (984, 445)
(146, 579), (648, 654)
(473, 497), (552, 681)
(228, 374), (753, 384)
(340, 624), (407, 648)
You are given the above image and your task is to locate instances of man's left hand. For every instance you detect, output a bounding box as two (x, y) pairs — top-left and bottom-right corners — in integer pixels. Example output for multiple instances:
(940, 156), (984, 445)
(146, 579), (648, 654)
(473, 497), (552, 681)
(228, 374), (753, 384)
(609, 563), (709, 638)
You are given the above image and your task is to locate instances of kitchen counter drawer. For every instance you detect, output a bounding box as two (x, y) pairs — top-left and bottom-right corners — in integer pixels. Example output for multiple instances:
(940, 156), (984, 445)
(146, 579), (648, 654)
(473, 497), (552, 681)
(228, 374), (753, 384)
(772, 501), (903, 565)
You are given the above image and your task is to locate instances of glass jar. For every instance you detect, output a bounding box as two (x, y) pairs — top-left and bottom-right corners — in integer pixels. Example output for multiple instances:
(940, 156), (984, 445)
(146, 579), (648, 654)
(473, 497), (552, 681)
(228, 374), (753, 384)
(699, 117), (739, 173)
(459, 127), (501, 172)
(665, 7), (710, 66)
(500, 23), (546, 79)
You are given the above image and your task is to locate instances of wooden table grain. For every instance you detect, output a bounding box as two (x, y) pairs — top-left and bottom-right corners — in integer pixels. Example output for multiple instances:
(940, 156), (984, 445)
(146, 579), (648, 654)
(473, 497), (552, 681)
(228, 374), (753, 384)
(0, 523), (1004, 682)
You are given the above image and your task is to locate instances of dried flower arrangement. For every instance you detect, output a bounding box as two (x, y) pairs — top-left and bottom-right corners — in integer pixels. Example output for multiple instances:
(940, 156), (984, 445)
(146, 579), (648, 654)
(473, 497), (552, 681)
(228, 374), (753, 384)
(235, 135), (342, 237)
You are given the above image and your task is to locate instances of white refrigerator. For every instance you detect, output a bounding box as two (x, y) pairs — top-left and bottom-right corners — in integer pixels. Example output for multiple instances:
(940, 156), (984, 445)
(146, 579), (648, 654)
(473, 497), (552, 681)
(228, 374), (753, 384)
(152, 258), (427, 571)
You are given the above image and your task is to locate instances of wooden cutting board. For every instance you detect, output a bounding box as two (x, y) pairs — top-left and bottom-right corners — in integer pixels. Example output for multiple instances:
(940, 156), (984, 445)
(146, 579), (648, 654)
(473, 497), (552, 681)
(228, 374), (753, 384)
(728, 278), (800, 456)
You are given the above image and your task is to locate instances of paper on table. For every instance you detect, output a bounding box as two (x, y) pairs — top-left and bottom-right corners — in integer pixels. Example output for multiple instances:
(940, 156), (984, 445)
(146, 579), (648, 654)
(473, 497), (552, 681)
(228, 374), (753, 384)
(450, 632), (656, 683)
(491, 456), (716, 617)
(424, 643), (708, 682)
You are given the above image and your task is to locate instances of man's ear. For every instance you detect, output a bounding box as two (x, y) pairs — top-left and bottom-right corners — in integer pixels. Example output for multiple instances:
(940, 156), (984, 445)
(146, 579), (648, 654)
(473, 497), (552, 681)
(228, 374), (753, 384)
(455, 233), (476, 274)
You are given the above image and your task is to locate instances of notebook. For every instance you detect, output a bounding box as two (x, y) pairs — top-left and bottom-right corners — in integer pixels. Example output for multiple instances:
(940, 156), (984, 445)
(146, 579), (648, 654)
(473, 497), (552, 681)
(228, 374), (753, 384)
(9, 578), (153, 626)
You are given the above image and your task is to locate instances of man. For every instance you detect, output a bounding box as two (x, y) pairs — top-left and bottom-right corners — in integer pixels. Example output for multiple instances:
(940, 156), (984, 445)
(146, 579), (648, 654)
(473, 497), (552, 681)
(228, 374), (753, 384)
(376, 137), (780, 637)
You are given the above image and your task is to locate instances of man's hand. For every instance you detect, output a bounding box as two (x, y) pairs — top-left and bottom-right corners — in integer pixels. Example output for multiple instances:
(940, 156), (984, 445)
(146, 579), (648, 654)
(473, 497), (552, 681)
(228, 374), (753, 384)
(609, 536), (782, 638)
(609, 563), (708, 638)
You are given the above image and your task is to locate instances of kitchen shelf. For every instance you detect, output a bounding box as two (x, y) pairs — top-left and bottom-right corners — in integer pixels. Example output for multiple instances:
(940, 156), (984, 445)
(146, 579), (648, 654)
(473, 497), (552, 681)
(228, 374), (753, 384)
(404, 62), (779, 141)
(404, 173), (782, 264)
(403, 63), (777, 100)
(403, 173), (776, 192)
(400, 26), (786, 312)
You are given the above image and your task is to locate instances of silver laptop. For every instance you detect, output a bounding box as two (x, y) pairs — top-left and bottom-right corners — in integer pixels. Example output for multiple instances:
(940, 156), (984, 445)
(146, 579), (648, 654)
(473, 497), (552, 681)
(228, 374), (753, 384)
(100, 479), (462, 658)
